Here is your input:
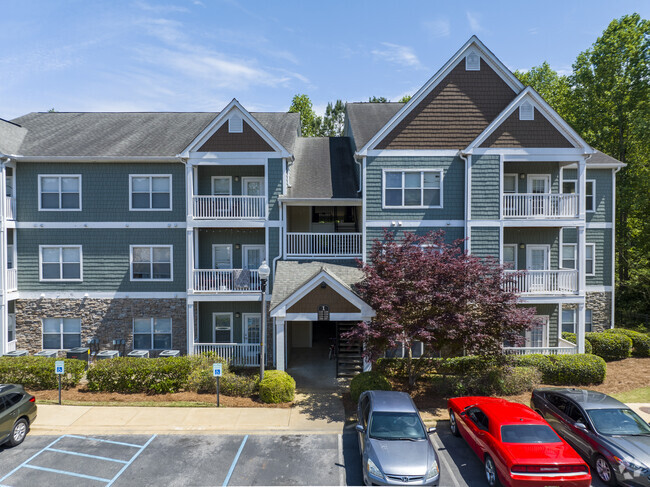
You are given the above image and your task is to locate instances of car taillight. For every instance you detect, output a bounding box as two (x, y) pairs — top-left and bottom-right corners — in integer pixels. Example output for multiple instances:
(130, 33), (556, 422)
(29, 396), (35, 403)
(511, 465), (588, 474)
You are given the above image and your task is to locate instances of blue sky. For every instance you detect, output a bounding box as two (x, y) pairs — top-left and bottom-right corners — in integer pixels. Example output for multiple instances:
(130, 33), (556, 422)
(2, 0), (648, 120)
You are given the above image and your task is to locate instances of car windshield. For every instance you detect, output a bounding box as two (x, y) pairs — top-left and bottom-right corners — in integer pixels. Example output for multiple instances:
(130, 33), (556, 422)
(501, 425), (562, 443)
(586, 409), (650, 436)
(369, 412), (426, 440)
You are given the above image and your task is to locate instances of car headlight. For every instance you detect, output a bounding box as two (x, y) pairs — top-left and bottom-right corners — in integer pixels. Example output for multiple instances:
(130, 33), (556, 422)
(367, 458), (384, 479)
(426, 461), (440, 480)
(614, 456), (648, 472)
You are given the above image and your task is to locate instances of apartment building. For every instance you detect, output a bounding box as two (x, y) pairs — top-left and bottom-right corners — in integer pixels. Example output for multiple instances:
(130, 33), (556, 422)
(0, 37), (623, 376)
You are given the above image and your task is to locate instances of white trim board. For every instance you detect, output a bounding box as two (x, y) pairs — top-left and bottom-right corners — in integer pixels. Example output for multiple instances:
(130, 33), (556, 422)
(366, 220), (464, 227)
(17, 222), (186, 229)
(128, 174), (173, 212)
(18, 291), (187, 299)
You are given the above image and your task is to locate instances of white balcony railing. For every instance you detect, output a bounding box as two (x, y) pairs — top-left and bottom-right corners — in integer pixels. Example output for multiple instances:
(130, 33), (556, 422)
(504, 269), (578, 295)
(6, 268), (17, 291)
(502, 193), (578, 218)
(503, 346), (577, 355)
(192, 195), (266, 220)
(193, 269), (260, 293)
(193, 343), (260, 366)
(5, 197), (15, 220)
(286, 232), (362, 258)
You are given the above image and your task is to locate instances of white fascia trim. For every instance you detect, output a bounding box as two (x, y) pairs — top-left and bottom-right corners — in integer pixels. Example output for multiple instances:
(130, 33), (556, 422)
(278, 198), (363, 206)
(517, 295), (585, 305)
(18, 222), (186, 229)
(470, 220), (586, 228)
(14, 156), (181, 163)
(187, 293), (265, 302)
(366, 220), (464, 227)
(366, 150), (461, 157)
(585, 222), (613, 229)
(18, 291), (186, 299)
(188, 220), (279, 229)
(179, 99), (291, 158)
(282, 313), (374, 321)
(356, 36), (523, 156)
(189, 154), (274, 163)
(465, 87), (592, 153)
(585, 286), (613, 292)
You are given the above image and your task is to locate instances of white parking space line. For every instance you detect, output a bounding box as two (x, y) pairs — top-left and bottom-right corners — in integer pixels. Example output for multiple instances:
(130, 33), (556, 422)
(44, 448), (129, 464)
(63, 435), (145, 449)
(21, 464), (111, 483)
(430, 435), (461, 487)
(105, 435), (156, 487)
(0, 436), (65, 485)
(222, 435), (249, 487)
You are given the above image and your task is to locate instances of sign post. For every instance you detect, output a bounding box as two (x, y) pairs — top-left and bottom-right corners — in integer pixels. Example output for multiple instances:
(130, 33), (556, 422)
(212, 363), (222, 407)
(55, 361), (65, 405)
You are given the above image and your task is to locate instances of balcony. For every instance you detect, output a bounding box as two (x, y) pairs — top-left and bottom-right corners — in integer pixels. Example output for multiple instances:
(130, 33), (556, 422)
(193, 269), (261, 293)
(286, 232), (362, 259)
(192, 343), (260, 366)
(502, 193), (578, 219)
(192, 195), (266, 220)
(6, 268), (16, 292)
(504, 269), (578, 295)
(5, 197), (15, 220)
(503, 346), (577, 355)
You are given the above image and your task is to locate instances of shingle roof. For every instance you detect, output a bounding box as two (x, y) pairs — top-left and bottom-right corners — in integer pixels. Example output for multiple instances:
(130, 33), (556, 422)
(589, 150), (625, 166)
(287, 137), (359, 199)
(270, 260), (364, 310)
(0, 119), (27, 155)
(9, 111), (300, 157)
(345, 102), (403, 151)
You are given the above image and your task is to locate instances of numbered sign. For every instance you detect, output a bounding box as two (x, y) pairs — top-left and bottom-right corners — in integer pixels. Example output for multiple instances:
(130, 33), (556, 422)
(212, 363), (223, 377)
(55, 361), (65, 375)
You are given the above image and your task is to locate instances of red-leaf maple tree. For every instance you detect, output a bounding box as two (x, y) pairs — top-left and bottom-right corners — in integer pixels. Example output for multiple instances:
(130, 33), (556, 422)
(347, 231), (538, 386)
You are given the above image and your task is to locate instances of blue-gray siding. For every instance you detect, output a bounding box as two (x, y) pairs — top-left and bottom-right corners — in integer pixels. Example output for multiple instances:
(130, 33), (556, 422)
(197, 229), (264, 269)
(366, 226), (465, 255)
(503, 228), (560, 269)
(470, 227), (499, 259)
(198, 301), (261, 343)
(470, 155), (500, 219)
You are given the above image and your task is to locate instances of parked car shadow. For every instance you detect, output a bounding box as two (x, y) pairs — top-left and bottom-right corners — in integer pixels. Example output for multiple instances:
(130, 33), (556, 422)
(435, 423), (489, 487)
(342, 428), (363, 486)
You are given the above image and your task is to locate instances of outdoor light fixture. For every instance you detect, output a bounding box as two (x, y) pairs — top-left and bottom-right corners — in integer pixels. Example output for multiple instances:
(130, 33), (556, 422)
(234, 176), (240, 181)
(235, 312), (241, 318)
(519, 174), (525, 179)
(235, 243), (241, 249)
(519, 243), (525, 249)
(258, 260), (271, 380)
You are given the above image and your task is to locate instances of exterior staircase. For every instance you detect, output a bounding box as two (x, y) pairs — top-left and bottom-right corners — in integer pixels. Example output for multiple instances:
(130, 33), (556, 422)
(336, 322), (363, 377)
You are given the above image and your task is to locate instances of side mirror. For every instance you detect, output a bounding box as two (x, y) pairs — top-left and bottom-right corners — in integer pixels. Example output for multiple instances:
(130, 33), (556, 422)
(356, 424), (365, 433)
(575, 422), (587, 430)
(428, 427), (437, 434)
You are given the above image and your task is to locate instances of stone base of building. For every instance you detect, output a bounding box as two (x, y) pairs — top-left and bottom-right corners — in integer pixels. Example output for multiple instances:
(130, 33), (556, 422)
(15, 298), (187, 354)
(586, 292), (612, 332)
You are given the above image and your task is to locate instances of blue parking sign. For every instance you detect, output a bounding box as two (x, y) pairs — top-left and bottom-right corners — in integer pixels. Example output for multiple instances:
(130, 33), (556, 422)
(212, 363), (222, 377)
(55, 361), (65, 375)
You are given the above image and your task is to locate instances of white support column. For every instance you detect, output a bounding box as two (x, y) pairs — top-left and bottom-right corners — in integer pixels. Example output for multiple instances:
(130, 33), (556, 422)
(578, 225), (586, 296)
(577, 156), (587, 220)
(577, 301), (586, 354)
(361, 157), (367, 263)
(185, 162), (194, 221)
(186, 229), (194, 295)
(187, 301), (195, 355)
(558, 302), (563, 345)
(276, 318), (285, 371)
(0, 164), (6, 355)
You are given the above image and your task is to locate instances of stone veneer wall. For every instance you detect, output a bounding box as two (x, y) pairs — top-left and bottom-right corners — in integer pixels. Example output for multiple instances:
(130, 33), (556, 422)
(15, 298), (187, 354)
(586, 292), (612, 332)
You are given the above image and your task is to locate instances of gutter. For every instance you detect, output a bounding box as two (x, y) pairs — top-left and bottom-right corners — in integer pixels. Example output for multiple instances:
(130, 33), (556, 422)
(13, 155), (181, 163)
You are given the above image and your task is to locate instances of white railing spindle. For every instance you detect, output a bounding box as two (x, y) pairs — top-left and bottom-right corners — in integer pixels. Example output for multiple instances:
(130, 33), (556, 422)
(192, 343), (260, 366)
(192, 195), (266, 219)
(285, 232), (362, 258)
(193, 269), (261, 292)
(502, 193), (578, 218)
(504, 270), (578, 294)
(6, 268), (17, 291)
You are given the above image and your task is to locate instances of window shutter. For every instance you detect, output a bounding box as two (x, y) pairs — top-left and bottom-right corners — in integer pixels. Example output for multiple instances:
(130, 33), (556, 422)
(465, 52), (480, 71)
(228, 115), (243, 133)
(519, 102), (534, 120)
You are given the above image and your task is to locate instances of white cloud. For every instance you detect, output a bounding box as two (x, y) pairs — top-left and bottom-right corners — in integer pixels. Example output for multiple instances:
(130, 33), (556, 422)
(466, 11), (485, 33)
(423, 18), (450, 38)
(133, 1), (190, 14)
(529, 27), (539, 36)
(372, 42), (422, 68)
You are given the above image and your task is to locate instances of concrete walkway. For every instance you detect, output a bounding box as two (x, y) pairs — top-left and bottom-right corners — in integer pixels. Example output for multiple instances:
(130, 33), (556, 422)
(31, 403), (345, 436)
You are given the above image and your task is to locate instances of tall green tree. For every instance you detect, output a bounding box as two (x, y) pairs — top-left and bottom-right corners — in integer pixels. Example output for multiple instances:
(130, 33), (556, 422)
(514, 62), (575, 125)
(288, 94), (322, 137)
(320, 100), (345, 137)
(368, 96), (388, 103)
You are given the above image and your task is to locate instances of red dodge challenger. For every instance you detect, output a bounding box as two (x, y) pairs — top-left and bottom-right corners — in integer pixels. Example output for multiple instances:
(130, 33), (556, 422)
(447, 397), (591, 487)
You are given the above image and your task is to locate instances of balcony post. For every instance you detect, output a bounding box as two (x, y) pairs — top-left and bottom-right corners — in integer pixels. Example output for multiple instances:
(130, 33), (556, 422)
(276, 318), (285, 371)
(186, 301), (195, 355)
(578, 156), (587, 220)
(577, 301), (586, 353)
(578, 225), (586, 295)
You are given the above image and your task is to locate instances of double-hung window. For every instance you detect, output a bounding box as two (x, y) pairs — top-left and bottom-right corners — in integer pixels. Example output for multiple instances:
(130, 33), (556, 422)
(585, 244), (595, 276)
(562, 309), (576, 334)
(586, 180), (595, 212)
(384, 170), (442, 208)
(43, 318), (81, 349)
(40, 246), (82, 281)
(561, 244), (576, 269)
(39, 175), (81, 210)
(213, 313), (233, 343)
(7, 314), (15, 343)
(133, 318), (172, 349)
(130, 175), (171, 210)
(130, 246), (172, 281)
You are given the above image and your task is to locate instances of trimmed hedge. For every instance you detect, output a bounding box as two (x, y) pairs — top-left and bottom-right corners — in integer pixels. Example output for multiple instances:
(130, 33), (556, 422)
(586, 332), (632, 361)
(86, 357), (193, 394)
(501, 367), (542, 395)
(604, 329), (650, 358)
(562, 332), (593, 354)
(374, 357), (440, 378)
(435, 355), (501, 375)
(512, 353), (606, 385)
(449, 366), (541, 396)
(350, 371), (392, 402)
(258, 370), (295, 403)
(0, 357), (86, 390)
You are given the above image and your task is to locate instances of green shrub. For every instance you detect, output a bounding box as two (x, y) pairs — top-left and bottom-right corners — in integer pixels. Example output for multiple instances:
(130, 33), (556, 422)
(435, 355), (501, 375)
(543, 354), (606, 385)
(511, 353), (552, 373)
(349, 371), (392, 402)
(221, 373), (259, 397)
(374, 358), (441, 379)
(86, 357), (193, 394)
(586, 332), (632, 361)
(185, 355), (230, 393)
(604, 329), (650, 357)
(500, 367), (542, 395)
(258, 370), (295, 403)
(562, 332), (593, 354)
(446, 366), (541, 396)
(0, 357), (86, 390)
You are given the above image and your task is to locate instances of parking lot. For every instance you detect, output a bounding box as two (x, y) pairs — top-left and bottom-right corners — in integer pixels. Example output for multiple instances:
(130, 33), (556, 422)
(0, 430), (607, 486)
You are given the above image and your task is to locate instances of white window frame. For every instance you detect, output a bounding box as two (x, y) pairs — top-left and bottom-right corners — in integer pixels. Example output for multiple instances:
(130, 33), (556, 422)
(212, 244), (233, 269)
(561, 243), (577, 270)
(465, 51), (480, 71)
(38, 174), (82, 211)
(7, 243), (14, 269)
(212, 312), (234, 343)
(133, 317), (173, 350)
(129, 174), (172, 211)
(129, 245), (173, 282)
(503, 173), (518, 194)
(526, 244), (550, 271)
(526, 315), (549, 348)
(382, 168), (443, 209)
(585, 243), (595, 277)
(519, 101), (534, 121)
(502, 244), (518, 269)
(242, 313), (262, 344)
(42, 317), (81, 350)
(561, 309), (576, 334)
(242, 245), (266, 270)
(39, 245), (83, 282)
(242, 177), (265, 196)
(211, 176), (232, 195)
(526, 174), (551, 194)
(585, 309), (593, 332)
(7, 313), (16, 343)
(229, 115), (243, 133)
(562, 179), (577, 194)
(586, 180), (596, 213)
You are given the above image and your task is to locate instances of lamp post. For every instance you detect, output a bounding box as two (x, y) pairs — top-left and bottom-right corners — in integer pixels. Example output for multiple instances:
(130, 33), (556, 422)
(258, 260), (271, 380)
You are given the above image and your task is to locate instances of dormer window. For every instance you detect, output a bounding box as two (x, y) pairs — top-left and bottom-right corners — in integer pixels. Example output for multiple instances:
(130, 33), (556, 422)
(465, 52), (480, 71)
(519, 102), (534, 120)
(228, 115), (243, 133)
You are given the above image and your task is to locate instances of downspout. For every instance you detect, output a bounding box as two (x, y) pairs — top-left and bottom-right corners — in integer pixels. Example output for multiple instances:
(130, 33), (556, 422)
(611, 165), (621, 329)
(459, 152), (469, 254)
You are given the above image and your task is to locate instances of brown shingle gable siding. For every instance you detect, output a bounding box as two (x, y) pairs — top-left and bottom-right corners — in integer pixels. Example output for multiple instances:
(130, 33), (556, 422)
(376, 61), (516, 150)
(479, 109), (576, 148)
(198, 120), (274, 152)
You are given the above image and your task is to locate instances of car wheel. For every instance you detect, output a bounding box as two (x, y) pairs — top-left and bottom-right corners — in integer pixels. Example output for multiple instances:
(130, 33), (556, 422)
(449, 410), (460, 437)
(8, 418), (28, 447)
(485, 455), (500, 487)
(594, 455), (617, 486)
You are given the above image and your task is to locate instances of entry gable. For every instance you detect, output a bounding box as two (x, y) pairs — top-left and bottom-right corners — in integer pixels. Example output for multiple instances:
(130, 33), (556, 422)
(357, 36), (524, 154)
(287, 284), (361, 314)
(179, 98), (291, 157)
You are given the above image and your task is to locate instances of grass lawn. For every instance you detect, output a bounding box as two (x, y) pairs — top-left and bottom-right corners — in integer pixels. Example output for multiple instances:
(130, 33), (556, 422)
(612, 387), (650, 403)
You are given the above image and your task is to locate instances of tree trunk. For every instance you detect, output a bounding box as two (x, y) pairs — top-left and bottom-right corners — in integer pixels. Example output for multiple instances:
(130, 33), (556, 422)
(407, 345), (415, 388)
